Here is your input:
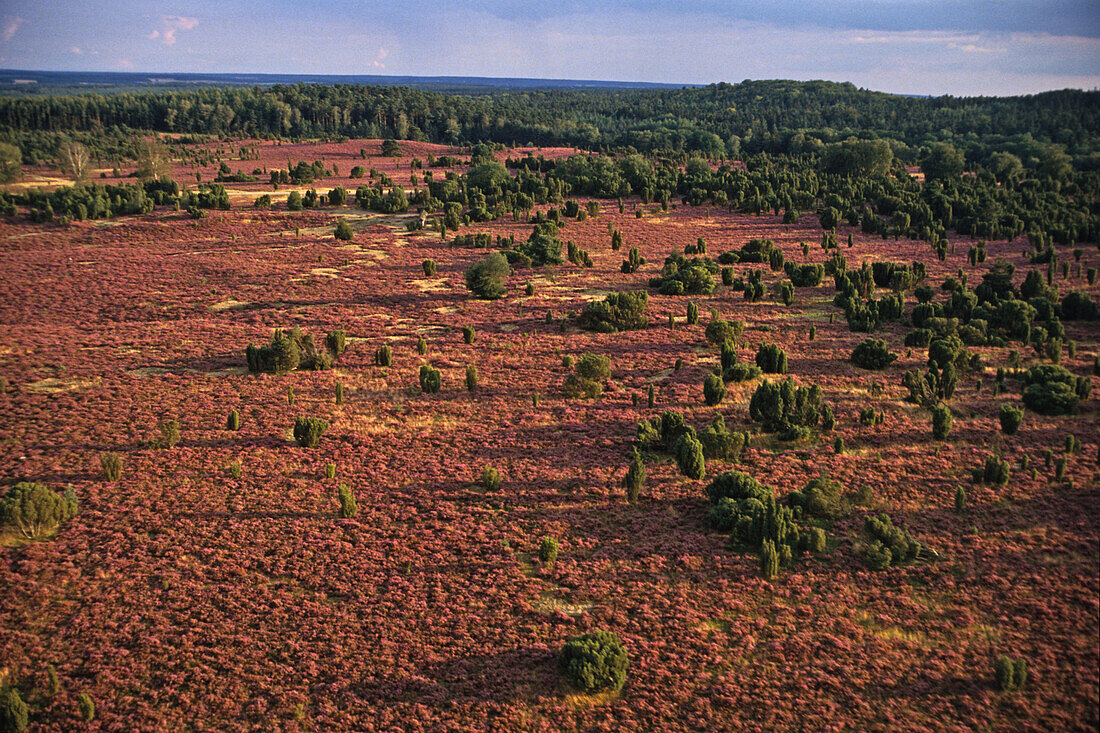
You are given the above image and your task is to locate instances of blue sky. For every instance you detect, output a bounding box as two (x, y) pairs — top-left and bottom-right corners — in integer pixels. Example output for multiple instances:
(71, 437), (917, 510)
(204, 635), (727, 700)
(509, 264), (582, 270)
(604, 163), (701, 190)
(1, 1), (1097, 95)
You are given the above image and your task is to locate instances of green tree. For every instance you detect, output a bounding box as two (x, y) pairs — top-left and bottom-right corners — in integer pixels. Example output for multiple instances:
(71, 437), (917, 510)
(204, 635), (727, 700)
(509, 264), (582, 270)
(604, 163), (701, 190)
(464, 252), (511, 299)
(623, 448), (646, 503)
(0, 482), (78, 539)
(559, 630), (629, 692)
(921, 142), (965, 181)
(0, 142), (21, 184)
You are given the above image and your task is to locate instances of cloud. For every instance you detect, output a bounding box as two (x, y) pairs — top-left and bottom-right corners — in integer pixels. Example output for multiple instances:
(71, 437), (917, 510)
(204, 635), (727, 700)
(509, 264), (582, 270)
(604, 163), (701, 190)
(70, 45), (83, 55)
(2, 16), (24, 42)
(370, 47), (388, 69)
(150, 15), (199, 46)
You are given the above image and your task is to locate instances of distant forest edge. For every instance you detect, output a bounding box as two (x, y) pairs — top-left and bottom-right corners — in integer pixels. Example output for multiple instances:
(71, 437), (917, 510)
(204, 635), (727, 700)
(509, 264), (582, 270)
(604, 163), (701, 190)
(1, 79), (1098, 168)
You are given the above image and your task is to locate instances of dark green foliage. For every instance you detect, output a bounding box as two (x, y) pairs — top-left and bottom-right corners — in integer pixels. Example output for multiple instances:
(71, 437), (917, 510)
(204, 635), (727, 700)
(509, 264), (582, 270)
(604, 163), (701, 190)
(820, 402), (836, 432)
(226, 409), (241, 431)
(699, 415), (743, 461)
(858, 514), (924, 570)
(517, 222), (564, 266)
(417, 336), (428, 355)
(834, 435), (845, 454)
(851, 338), (897, 370)
(326, 329), (347, 356)
(647, 384), (655, 408)
(995, 656), (1028, 692)
(335, 382), (345, 405)
(1021, 364), (1079, 415)
(464, 252), (511, 299)
(809, 325), (816, 341)
(749, 378), (824, 436)
(1061, 291), (1098, 320)
(286, 385), (295, 406)
(462, 325), (476, 344)
(100, 452), (122, 481)
(423, 259), (437, 276)
(1, 686), (28, 733)
(559, 630), (629, 693)
(325, 462), (336, 479)
(620, 246), (645, 273)
(1055, 456), (1067, 480)
(538, 536), (559, 564)
(786, 262), (825, 287)
(705, 316), (744, 346)
(577, 291), (649, 332)
(999, 403), (1023, 435)
(755, 343), (788, 374)
(721, 342), (762, 382)
(247, 327), (339, 374)
(624, 448), (646, 503)
(649, 253), (717, 295)
(465, 364), (478, 391)
(481, 466), (501, 491)
(159, 419), (181, 449)
(338, 484), (358, 519)
(293, 417), (328, 448)
(334, 218), (354, 241)
(974, 454), (1010, 485)
(787, 474), (848, 519)
(78, 693), (94, 722)
(760, 540), (779, 580)
(564, 353), (611, 399)
(706, 470), (770, 504)
(419, 365), (442, 394)
(374, 344), (392, 367)
(932, 405), (953, 441)
(954, 486), (966, 514)
(779, 281), (795, 306)
(675, 433), (706, 480)
(0, 482), (78, 539)
(703, 373), (726, 406)
(686, 301), (699, 325)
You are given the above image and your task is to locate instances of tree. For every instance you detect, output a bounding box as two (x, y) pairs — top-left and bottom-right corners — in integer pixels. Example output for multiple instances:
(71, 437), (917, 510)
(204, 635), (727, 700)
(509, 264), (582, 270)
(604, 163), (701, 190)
(0, 482), (78, 539)
(59, 140), (91, 184)
(998, 403), (1022, 435)
(135, 137), (170, 181)
(464, 252), (511, 300)
(623, 448), (645, 503)
(0, 142), (21, 184)
(559, 630), (629, 692)
(851, 338), (897, 370)
(932, 405), (952, 441)
(419, 365), (442, 394)
(703, 372), (726, 406)
(921, 142), (965, 181)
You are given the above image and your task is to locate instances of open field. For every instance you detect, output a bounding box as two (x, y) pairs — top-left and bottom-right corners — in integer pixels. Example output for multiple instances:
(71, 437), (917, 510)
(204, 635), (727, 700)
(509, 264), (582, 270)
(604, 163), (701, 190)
(0, 140), (1098, 730)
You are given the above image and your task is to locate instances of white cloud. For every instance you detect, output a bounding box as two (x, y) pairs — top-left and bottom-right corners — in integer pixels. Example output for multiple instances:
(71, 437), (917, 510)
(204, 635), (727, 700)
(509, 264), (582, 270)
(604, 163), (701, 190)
(149, 15), (199, 46)
(70, 45), (82, 55)
(2, 16), (24, 42)
(370, 47), (388, 69)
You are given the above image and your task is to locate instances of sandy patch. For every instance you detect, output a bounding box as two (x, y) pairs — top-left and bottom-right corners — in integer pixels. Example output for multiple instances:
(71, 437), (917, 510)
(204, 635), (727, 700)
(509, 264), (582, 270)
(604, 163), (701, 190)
(210, 298), (251, 311)
(24, 377), (101, 394)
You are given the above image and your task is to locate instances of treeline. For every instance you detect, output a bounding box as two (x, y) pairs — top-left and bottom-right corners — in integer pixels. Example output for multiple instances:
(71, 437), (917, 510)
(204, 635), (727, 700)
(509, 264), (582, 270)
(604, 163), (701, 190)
(1, 80), (1097, 165)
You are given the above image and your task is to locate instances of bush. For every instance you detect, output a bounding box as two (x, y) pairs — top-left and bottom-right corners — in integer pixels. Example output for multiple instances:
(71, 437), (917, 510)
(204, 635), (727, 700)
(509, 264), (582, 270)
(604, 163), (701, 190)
(577, 291), (649, 332)
(159, 419), (180, 449)
(974, 454), (1010, 485)
(335, 382), (345, 405)
(857, 514), (923, 570)
(0, 686), (28, 733)
(1061, 291), (1098, 320)
(422, 259), (437, 276)
(995, 656), (1028, 692)
(334, 218), (354, 241)
(465, 364), (478, 391)
(464, 252), (511, 299)
(675, 433), (706, 480)
(292, 417), (328, 448)
(338, 484), (358, 518)
(699, 415), (742, 461)
(787, 474), (848, 519)
(705, 316), (744, 346)
(560, 630), (629, 692)
(481, 466), (501, 491)
(623, 448), (646, 503)
(851, 338), (897, 370)
(374, 344), (392, 366)
(247, 327), (341, 374)
(749, 378), (823, 435)
(326, 329), (347, 356)
(0, 482), (78, 539)
(538, 536), (559, 564)
(226, 409), (241, 431)
(705, 470), (770, 504)
(77, 692), (95, 722)
(1021, 364), (1079, 415)
(620, 246), (645, 273)
(760, 539), (779, 580)
(999, 403), (1023, 435)
(755, 344), (788, 374)
(419, 365), (442, 394)
(100, 452), (122, 481)
(703, 373), (726, 406)
(932, 405), (953, 441)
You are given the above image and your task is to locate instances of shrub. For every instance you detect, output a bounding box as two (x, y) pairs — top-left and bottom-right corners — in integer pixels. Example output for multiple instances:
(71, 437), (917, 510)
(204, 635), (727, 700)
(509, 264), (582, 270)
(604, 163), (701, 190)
(1021, 364), (1079, 415)
(325, 329), (347, 356)
(857, 514), (923, 570)
(247, 327), (341, 374)
(464, 252), (511, 299)
(699, 415), (742, 461)
(623, 448), (646, 503)
(292, 417), (328, 448)
(481, 466), (501, 491)
(703, 373), (726, 406)
(538, 536), (559, 564)
(337, 484), (358, 518)
(419, 365), (442, 394)
(0, 482), (78, 539)
(100, 452), (122, 481)
(760, 539), (779, 580)
(565, 353), (610, 399)
(749, 378), (823, 435)
(851, 338), (897, 370)
(422, 259), (437, 276)
(955, 486), (966, 514)
(932, 405), (953, 441)
(77, 692), (95, 722)
(325, 462), (336, 479)
(559, 630), (629, 693)
(374, 344), (392, 366)
(577, 291), (649, 332)
(465, 364), (478, 391)
(620, 246), (645, 273)
(0, 686), (28, 733)
(686, 301), (699, 325)
(705, 316), (744, 346)
(999, 403), (1023, 435)
(334, 382), (345, 405)
(675, 433), (706, 480)
(995, 656), (1028, 692)
(755, 344), (788, 374)
(159, 419), (181, 449)
(226, 409), (241, 431)
(334, 218), (354, 241)
(1061, 291), (1098, 320)
(974, 454), (1010, 485)
(787, 474), (848, 519)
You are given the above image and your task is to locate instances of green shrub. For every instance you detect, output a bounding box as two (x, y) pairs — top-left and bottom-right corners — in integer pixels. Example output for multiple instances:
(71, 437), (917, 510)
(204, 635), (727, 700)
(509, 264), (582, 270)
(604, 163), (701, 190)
(292, 417), (328, 448)
(932, 405), (953, 441)
(464, 252), (511, 299)
(623, 448), (646, 503)
(834, 435), (844, 454)
(857, 513), (923, 570)
(999, 403), (1023, 435)
(560, 630), (629, 692)
(159, 419), (180, 449)
(974, 454), (1010, 485)
(538, 536), (559, 564)
(577, 291), (649, 332)
(337, 484), (358, 518)
(461, 325), (476, 344)
(686, 301), (699, 325)
(417, 336), (428, 355)
(564, 353), (610, 399)
(1021, 364), (1080, 415)
(335, 382), (345, 405)
(699, 415), (742, 461)
(481, 466), (501, 491)
(995, 656), (1027, 692)
(703, 373), (726, 406)
(325, 462), (336, 479)
(422, 259), (437, 276)
(374, 344), (392, 366)
(100, 452), (122, 481)
(0, 482), (78, 539)
(465, 364), (478, 391)
(755, 344), (788, 374)
(705, 316), (744, 346)
(286, 385), (295, 405)
(787, 474), (848, 519)
(77, 692), (95, 722)
(675, 433), (706, 480)
(334, 218), (354, 241)
(325, 329), (347, 356)
(620, 246), (645, 273)
(226, 409), (241, 431)
(0, 685), (28, 732)
(419, 365), (442, 394)
(851, 338), (898, 370)
(749, 378), (824, 435)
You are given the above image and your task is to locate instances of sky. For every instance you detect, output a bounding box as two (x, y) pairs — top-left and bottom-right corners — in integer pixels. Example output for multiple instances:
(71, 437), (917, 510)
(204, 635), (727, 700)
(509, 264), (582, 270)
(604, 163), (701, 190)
(0, 0), (1097, 96)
